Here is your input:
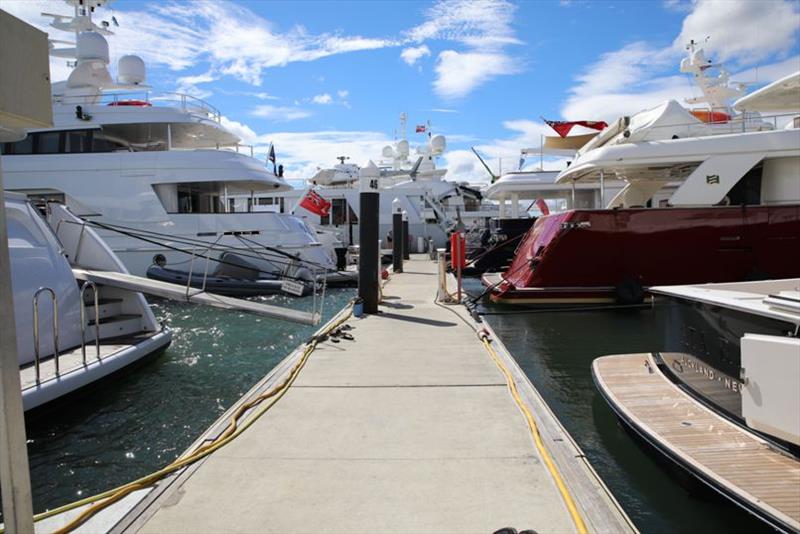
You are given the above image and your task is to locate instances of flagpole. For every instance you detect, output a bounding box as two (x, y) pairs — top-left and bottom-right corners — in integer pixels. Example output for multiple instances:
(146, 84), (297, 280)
(290, 186), (310, 215)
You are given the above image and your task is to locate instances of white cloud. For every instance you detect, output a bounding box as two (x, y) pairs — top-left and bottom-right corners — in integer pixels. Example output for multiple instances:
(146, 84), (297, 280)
(220, 116), (258, 144)
(674, 0), (799, 64)
(440, 119), (569, 183)
(434, 50), (520, 99)
(254, 130), (392, 180)
(337, 90), (349, 99)
(662, 0), (692, 13)
(252, 105), (312, 122)
(430, 108), (458, 113)
(6, 0), (397, 89)
(406, 0), (523, 98)
(400, 45), (431, 65)
(733, 55), (800, 86)
(561, 42), (686, 121)
(311, 93), (333, 104)
(560, 0), (800, 122)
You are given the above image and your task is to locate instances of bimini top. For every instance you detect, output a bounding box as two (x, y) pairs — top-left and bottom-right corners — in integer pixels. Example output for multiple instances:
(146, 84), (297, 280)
(651, 279), (800, 325)
(734, 72), (800, 113)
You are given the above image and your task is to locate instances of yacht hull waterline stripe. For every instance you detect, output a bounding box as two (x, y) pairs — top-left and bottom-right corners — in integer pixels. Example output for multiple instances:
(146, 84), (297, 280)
(17, 302), (355, 534)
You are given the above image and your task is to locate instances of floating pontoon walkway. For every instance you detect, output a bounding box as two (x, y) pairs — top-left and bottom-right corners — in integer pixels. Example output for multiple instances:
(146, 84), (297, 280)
(594, 353), (800, 533)
(40, 256), (633, 534)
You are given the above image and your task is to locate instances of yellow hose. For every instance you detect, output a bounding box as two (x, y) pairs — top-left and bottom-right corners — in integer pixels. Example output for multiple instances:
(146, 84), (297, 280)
(18, 303), (354, 534)
(479, 330), (589, 534)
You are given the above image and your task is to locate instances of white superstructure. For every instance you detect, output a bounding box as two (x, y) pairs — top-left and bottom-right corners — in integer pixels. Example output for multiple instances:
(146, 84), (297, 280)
(1, 0), (337, 280)
(234, 116), (498, 251)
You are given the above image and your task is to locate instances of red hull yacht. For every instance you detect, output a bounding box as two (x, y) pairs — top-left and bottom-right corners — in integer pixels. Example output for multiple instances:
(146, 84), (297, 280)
(483, 204), (800, 304)
(484, 69), (800, 305)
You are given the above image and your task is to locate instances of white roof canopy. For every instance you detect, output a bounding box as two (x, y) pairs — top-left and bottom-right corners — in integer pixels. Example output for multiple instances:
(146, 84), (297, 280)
(734, 72), (800, 113)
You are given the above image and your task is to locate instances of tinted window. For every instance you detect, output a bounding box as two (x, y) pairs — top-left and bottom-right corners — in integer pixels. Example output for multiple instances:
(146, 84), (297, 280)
(3, 135), (34, 155)
(36, 132), (61, 154)
(65, 130), (92, 153)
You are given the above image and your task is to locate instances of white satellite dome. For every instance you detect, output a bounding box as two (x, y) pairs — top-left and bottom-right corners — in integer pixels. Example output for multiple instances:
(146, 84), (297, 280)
(396, 139), (409, 157)
(430, 134), (446, 155)
(118, 55), (146, 85)
(381, 145), (394, 158)
(76, 31), (109, 64)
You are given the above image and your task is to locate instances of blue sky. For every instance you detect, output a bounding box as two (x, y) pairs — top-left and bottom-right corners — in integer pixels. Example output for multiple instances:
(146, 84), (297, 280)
(5, 0), (800, 182)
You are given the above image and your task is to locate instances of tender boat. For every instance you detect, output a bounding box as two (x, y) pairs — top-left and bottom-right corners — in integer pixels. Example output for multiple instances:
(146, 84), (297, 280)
(592, 278), (799, 532)
(484, 49), (800, 304)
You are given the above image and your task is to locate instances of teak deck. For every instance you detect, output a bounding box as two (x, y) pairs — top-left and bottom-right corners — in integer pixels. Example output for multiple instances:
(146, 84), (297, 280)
(593, 353), (800, 532)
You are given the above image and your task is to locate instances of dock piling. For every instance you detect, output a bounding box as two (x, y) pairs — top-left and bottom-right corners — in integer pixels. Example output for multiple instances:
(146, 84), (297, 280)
(392, 199), (403, 273)
(358, 163), (380, 313)
(402, 211), (410, 260)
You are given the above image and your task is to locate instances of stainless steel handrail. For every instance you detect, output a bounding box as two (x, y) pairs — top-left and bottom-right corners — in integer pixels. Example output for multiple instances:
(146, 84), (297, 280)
(80, 281), (100, 364)
(52, 91), (222, 122)
(33, 287), (59, 383)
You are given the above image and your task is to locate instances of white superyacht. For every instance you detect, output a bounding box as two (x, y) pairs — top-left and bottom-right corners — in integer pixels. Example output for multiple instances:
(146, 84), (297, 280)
(1, 0), (338, 283)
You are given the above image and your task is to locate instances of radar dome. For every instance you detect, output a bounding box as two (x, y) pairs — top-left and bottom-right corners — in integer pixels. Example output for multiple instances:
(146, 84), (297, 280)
(118, 55), (146, 85)
(396, 139), (409, 157)
(430, 135), (446, 155)
(381, 145), (394, 158)
(76, 32), (109, 64)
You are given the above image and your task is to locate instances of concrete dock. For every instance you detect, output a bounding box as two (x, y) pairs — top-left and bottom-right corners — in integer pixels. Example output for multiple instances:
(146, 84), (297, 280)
(42, 256), (634, 533)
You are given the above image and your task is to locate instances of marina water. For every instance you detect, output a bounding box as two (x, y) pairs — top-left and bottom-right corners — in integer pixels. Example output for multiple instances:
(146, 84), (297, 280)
(468, 277), (772, 534)
(21, 289), (355, 517)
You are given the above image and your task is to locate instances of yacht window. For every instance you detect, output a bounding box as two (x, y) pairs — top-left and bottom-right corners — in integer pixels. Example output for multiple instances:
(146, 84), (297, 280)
(92, 134), (126, 152)
(726, 165), (762, 206)
(1, 134), (34, 155)
(36, 132), (62, 154)
(65, 130), (93, 153)
(257, 198), (274, 205)
(464, 197), (481, 212)
(331, 199), (347, 226)
(172, 182), (227, 214)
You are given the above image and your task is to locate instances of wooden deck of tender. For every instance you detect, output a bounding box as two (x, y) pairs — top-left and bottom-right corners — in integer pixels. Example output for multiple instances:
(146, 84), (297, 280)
(593, 353), (800, 532)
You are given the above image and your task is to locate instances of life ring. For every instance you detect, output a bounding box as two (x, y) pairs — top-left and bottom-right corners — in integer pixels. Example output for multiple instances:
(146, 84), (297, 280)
(107, 100), (152, 107)
(690, 110), (730, 124)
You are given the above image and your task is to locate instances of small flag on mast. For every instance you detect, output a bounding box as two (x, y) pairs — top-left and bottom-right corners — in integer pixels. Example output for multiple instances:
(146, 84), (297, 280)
(268, 143), (277, 175)
(415, 124), (426, 133)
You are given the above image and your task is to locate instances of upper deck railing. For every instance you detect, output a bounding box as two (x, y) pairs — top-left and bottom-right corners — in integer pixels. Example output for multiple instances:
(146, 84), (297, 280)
(53, 91), (222, 123)
(633, 110), (798, 139)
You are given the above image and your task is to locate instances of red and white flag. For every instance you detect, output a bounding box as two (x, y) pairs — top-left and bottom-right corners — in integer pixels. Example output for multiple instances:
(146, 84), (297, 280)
(535, 198), (550, 216)
(542, 118), (608, 138)
(299, 189), (331, 217)
(415, 124), (426, 133)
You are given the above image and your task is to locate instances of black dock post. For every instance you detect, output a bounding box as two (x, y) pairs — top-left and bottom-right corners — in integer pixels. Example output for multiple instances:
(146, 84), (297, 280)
(402, 211), (410, 260)
(358, 163), (380, 314)
(392, 198), (403, 273)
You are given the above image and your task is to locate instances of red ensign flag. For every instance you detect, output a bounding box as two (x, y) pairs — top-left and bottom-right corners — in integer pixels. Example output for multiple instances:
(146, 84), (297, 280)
(299, 190), (331, 217)
(535, 198), (550, 216)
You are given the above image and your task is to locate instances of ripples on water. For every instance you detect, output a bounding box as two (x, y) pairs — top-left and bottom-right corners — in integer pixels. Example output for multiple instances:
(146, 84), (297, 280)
(464, 278), (770, 534)
(23, 289), (355, 515)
